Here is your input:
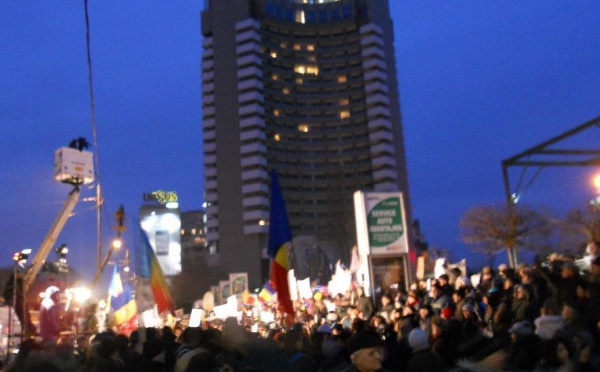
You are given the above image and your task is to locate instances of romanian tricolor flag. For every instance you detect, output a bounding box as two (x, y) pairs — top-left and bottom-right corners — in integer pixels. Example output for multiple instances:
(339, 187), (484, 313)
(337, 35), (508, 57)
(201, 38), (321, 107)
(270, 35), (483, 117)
(267, 170), (295, 324)
(138, 229), (174, 314)
(109, 266), (137, 325)
(258, 280), (276, 303)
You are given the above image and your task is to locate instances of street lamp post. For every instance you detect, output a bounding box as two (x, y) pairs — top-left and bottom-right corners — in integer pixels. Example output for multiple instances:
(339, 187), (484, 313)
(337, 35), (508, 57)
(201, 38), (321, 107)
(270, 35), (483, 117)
(90, 205), (126, 290)
(6, 249), (30, 361)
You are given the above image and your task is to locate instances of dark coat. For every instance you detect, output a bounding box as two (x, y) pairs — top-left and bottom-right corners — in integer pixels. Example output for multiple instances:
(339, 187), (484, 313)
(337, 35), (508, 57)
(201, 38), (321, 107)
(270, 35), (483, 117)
(406, 348), (447, 372)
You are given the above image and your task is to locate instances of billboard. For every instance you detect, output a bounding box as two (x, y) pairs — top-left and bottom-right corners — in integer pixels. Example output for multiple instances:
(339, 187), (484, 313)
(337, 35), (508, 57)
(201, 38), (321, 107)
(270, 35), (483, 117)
(140, 205), (182, 276)
(354, 192), (410, 297)
(354, 191), (409, 256)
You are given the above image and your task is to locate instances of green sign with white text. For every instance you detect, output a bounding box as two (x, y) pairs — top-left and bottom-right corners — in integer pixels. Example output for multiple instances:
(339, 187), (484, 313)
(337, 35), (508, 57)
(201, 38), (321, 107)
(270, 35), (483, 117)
(367, 197), (404, 247)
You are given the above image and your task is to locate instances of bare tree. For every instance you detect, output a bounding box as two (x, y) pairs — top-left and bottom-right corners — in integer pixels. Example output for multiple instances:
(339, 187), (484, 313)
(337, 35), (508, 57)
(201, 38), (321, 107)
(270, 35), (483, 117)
(460, 204), (553, 262)
(556, 204), (600, 254)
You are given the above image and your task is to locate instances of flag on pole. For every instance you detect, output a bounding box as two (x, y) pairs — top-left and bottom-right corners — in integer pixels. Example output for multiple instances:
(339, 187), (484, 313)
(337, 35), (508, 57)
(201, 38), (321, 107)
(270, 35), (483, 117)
(109, 266), (137, 325)
(267, 169), (295, 324)
(108, 265), (124, 298)
(258, 281), (276, 303)
(138, 228), (174, 314)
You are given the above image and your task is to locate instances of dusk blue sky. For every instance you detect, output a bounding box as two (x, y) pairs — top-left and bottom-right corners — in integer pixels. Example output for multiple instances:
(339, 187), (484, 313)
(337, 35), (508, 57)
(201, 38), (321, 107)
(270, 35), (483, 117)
(1, 1), (599, 288)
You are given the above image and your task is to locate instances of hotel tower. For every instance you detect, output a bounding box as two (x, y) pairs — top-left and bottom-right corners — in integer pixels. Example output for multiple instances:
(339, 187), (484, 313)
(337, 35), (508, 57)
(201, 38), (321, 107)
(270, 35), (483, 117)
(201, 0), (411, 286)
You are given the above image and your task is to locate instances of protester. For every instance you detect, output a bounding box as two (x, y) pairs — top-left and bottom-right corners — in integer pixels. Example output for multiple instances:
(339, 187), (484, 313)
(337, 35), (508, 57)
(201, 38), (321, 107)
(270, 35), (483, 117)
(406, 327), (446, 372)
(5, 246), (600, 372)
(39, 286), (61, 344)
(343, 332), (385, 372)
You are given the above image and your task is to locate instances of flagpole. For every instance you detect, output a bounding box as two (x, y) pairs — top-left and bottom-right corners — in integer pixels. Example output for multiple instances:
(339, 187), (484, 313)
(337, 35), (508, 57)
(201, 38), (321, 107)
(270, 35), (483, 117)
(90, 205), (125, 290)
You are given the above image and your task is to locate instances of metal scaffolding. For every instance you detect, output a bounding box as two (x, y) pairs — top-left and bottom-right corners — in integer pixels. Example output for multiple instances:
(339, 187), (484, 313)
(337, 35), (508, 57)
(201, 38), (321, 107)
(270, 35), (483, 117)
(501, 116), (600, 266)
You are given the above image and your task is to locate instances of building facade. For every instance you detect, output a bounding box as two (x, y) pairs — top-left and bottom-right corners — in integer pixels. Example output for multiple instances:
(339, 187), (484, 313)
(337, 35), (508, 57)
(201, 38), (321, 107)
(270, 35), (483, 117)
(201, 0), (411, 287)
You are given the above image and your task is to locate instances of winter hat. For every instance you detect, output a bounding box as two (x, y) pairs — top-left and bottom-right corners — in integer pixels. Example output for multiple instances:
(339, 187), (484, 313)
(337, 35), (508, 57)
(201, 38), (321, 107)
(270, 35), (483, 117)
(408, 328), (429, 353)
(508, 320), (533, 336)
(462, 303), (475, 313)
(347, 332), (381, 355)
(317, 323), (332, 334)
(441, 307), (453, 319)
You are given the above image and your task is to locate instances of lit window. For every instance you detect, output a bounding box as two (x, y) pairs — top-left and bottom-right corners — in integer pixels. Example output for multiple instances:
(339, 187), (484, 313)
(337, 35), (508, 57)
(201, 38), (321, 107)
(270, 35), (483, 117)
(295, 65), (319, 75)
(339, 98), (349, 106)
(294, 44), (301, 51)
(295, 10), (306, 24)
(307, 44), (315, 51)
(306, 66), (319, 75)
(338, 75), (347, 83)
(270, 51), (277, 58)
(273, 109), (280, 117)
(340, 110), (350, 119)
(296, 78), (303, 84)
(259, 219), (267, 226)
(298, 124), (309, 132)
(283, 87), (290, 95)
(274, 133), (281, 141)
(272, 74), (279, 81)
(191, 228), (196, 235)
(180, 229), (185, 235)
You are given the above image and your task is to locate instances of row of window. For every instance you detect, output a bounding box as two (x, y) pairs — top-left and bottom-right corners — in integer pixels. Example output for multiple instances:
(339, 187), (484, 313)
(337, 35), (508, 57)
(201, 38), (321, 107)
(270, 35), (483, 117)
(264, 1), (355, 24)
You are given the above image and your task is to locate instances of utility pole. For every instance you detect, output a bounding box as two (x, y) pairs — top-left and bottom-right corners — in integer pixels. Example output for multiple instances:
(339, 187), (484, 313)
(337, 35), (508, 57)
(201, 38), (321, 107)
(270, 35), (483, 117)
(90, 205), (125, 290)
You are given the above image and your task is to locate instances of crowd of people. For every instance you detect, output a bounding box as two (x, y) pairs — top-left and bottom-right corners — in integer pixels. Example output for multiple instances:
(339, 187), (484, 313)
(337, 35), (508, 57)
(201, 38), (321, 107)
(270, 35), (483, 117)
(4, 241), (600, 372)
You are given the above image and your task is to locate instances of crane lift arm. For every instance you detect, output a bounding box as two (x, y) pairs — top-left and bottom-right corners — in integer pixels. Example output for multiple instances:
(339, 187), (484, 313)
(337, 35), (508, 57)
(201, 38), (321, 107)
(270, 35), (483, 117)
(24, 186), (82, 293)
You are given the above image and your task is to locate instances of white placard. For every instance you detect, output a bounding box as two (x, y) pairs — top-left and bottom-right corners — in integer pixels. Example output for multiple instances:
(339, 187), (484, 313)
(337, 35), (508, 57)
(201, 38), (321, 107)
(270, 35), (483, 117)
(213, 304), (229, 319)
(227, 295), (238, 316)
(189, 308), (204, 327)
(260, 311), (275, 323)
(434, 258), (447, 279)
(288, 269), (298, 301)
(325, 299), (336, 313)
(297, 278), (312, 300)
(328, 261), (352, 296)
(142, 307), (161, 328)
(470, 273), (481, 289)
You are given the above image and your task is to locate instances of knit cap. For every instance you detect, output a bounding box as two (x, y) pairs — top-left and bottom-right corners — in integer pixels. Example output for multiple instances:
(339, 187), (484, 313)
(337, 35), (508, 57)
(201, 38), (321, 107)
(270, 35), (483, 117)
(347, 332), (381, 354)
(408, 328), (429, 353)
(509, 320), (533, 336)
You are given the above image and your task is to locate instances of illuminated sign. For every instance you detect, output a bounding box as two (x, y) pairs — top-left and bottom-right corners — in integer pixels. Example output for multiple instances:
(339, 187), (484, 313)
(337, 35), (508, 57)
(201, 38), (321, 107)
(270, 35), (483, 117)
(354, 191), (409, 256)
(140, 207), (182, 276)
(143, 190), (178, 204)
(353, 191), (410, 297)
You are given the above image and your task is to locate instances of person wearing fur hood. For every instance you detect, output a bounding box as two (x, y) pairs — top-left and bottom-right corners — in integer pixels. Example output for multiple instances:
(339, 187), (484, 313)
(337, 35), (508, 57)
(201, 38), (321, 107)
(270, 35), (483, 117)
(39, 285), (61, 343)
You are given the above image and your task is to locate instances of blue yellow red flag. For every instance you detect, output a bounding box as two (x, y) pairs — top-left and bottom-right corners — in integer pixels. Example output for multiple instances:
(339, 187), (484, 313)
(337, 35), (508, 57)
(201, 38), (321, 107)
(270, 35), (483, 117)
(138, 228), (174, 314)
(267, 169), (294, 323)
(109, 266), (137, 325)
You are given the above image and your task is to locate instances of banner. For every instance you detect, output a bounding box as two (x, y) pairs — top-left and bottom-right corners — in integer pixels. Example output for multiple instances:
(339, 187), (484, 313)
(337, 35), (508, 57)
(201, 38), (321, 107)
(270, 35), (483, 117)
(354, 192), (409, 256)
(229, 272), (248, 300)
(219, 280), (231, 304)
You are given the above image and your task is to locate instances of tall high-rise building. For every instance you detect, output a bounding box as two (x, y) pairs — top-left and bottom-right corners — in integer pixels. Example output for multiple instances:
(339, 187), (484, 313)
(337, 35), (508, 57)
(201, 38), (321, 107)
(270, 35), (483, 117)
(201, 0), (411, 286)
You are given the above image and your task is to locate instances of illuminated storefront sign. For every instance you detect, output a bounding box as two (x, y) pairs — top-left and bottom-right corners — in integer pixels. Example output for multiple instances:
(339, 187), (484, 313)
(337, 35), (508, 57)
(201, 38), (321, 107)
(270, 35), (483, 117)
(140, 192), (181, 276)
